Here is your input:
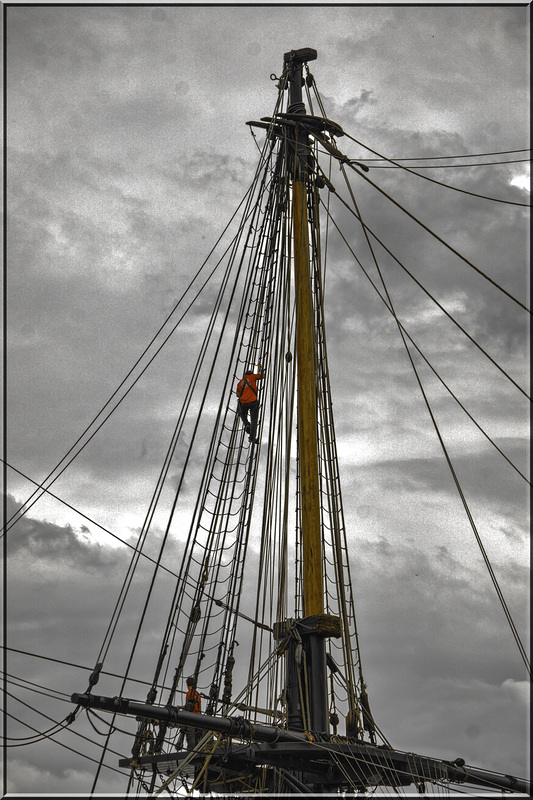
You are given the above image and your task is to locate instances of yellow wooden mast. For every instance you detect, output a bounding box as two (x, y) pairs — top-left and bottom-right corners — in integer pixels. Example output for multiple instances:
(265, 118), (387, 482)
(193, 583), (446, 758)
(285, 48), (324, 619)
(284, 49), (335, 736)
(293, 176), (324, 617)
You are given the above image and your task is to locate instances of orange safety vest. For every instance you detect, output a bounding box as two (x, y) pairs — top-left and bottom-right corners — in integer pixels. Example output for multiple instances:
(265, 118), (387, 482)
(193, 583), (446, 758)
(236, 373), (262, 404)
(186, 687), (201, 713)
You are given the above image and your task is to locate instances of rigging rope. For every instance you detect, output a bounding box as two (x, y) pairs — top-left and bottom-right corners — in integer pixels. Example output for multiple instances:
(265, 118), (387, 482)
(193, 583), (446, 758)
(320, 167), (530, 402)
(343, 162), (530, 313)
(302, 68), (531, 698)
(312, 140), (530, 207)
(3, 699), (127, 773)
(316, 193), (531, 484)
(307, 173), (373, 739)
(306, 85), (530, 309)
(359, 148), (530, 162)
(2, 180), (261, 541)
(334, 164), (531, 680)
(89, 143), (276, 792)
(93, 119), (290, 792)
(2, 646), (162, 691)
(363, 158), (531, 170)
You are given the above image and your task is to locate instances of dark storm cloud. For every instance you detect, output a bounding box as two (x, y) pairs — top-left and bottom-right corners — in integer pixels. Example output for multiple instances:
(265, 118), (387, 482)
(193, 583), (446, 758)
(6, 494), (111, 569)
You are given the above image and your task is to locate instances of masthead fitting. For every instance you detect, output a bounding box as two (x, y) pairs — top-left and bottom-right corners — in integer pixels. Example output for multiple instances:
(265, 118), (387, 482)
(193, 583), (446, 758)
(284, 48), (317, 115)
(283, 48), (318, 65)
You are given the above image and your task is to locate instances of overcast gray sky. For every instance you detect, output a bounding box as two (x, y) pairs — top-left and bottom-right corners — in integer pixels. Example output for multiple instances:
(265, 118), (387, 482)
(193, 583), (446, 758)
(4, 3), (530, 796)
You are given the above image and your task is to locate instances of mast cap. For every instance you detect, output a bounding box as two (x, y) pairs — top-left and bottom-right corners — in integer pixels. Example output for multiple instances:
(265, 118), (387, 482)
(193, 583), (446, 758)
(283, 48), (317, 65)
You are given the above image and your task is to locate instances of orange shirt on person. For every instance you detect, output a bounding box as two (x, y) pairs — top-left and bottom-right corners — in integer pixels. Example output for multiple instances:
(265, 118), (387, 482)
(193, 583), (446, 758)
(236, 373), (262, 404)
(186, 687), (201, 713)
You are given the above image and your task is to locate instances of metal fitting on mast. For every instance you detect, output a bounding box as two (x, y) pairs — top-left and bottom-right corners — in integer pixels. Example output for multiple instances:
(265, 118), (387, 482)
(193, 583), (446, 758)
(283, 48), (317, 114)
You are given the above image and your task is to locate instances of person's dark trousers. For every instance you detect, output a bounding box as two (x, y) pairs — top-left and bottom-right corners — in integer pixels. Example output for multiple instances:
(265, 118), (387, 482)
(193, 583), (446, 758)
(238, 400), (259, 438)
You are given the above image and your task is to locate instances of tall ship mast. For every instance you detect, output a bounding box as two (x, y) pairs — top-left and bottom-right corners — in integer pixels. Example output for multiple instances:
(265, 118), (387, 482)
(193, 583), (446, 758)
(67, 48), (530, 796)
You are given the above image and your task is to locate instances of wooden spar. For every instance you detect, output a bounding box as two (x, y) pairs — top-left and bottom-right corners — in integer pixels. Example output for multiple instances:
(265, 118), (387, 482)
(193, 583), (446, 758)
(286, 48), (324, 619)
(283, 48), (331, 739)
(293, 176), (323, 618)
(71, 692), (532, 795)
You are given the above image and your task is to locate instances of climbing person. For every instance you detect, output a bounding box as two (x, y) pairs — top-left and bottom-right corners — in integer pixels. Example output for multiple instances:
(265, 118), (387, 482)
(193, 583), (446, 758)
(183, 676), (201, 751)
(236, 364), (264, 444)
